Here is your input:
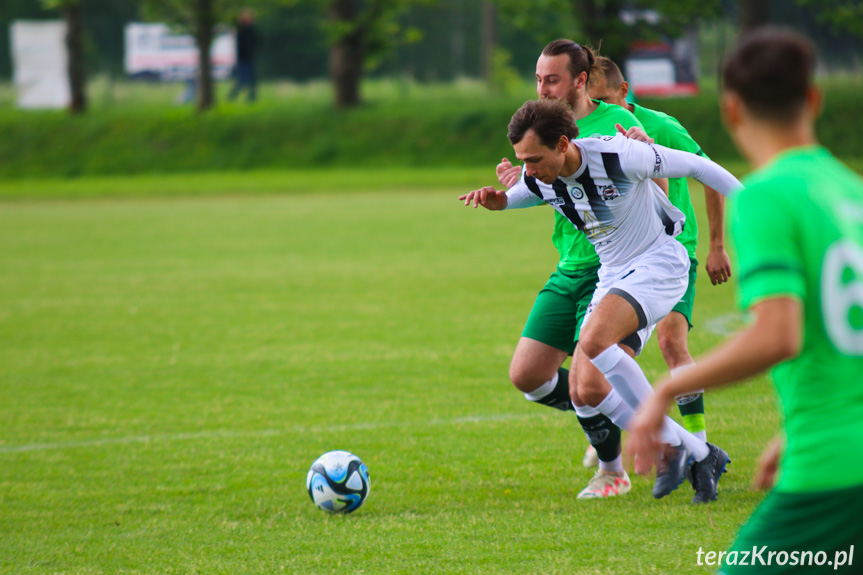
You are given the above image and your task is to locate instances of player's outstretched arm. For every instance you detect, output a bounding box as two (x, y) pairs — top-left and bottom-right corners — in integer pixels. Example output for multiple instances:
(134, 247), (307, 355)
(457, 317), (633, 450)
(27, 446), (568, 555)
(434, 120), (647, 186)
(704, 184), (732, 285)
(459, 186), (508, 210)
(613, 126), (669, 194)
(496, 158), (521, 189)
(648, 145), (742, 197)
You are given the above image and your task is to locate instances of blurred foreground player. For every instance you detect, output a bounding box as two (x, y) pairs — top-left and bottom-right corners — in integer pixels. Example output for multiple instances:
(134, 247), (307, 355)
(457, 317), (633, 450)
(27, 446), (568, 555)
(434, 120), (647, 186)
(628, 28), (863, 571)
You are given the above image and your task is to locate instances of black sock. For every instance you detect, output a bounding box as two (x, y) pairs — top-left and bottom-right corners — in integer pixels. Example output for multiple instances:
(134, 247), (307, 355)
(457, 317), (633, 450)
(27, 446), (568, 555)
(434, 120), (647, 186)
(576, 413), (621, 462)
(528, 367), (574, 411)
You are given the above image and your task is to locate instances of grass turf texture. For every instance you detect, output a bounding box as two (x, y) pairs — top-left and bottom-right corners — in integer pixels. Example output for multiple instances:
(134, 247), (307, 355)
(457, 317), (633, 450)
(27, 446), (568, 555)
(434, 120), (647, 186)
(1, 173), (776, 574)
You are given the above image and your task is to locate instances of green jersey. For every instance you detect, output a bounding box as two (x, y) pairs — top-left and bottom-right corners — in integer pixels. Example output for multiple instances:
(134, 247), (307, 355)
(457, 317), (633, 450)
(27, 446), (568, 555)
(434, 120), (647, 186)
(731, 145), (863, 493)
(553, 100), (644, 272)
(632, 104), (706, 258)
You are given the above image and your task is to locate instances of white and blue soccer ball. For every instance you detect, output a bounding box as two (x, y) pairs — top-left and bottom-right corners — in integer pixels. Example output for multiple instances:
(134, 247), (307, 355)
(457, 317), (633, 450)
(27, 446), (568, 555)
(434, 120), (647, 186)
(306, 450), (371, 514)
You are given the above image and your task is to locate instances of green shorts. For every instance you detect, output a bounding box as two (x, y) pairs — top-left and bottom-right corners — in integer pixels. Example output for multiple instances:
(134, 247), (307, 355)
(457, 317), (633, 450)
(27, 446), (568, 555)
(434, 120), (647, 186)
(670, 256), (697, 328)
(520, 265), (601, 354)
(719, 483), (863, 574)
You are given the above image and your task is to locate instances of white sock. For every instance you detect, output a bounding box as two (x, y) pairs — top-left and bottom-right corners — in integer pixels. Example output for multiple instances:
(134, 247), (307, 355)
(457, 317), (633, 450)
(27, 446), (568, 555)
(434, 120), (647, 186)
(574, 403), (601, 418)
(594, 388), (681, 447)
(599, 454), (624, 474)
(591, 345), (709, 457)
(663, 417), (709, 461)
(523, 371), (558, 402)
(595, 389), (633, 430)
(669, 363), (696, 378)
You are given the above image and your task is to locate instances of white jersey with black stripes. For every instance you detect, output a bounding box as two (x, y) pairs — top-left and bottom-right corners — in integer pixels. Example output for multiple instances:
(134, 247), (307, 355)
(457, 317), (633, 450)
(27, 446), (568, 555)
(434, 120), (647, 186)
(505, 134), (741, 274)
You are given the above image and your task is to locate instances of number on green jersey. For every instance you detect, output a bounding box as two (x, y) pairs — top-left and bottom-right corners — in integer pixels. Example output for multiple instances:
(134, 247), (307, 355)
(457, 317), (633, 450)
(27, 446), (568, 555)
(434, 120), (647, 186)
(822, 240), (863, 355)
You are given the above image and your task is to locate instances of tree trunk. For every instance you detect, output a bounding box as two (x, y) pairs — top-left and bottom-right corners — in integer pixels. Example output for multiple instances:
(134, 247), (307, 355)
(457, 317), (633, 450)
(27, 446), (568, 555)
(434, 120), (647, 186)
(577, 0), (599, 42)
(480, 1), (496, 82)
(330, 0), (365, 108)
(574, 0), (626, 64)
(64, 1), (86, 114)
(195, 0), (214, 111)
(740, 0), (770, 32)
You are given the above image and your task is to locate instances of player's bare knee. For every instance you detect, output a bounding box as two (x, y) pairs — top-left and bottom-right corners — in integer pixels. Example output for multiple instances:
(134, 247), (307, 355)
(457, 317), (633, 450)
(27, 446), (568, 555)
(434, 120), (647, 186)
(508, 360), (555, 394)
(657, 329), (691, 369)
(568, 370), (584, 405)
(577, 371), (609, 407)
(577, 333), (607, 360)
(578, 384), (608, 407)
(508, 364), (536, 393)
(657, 314), (692, 368)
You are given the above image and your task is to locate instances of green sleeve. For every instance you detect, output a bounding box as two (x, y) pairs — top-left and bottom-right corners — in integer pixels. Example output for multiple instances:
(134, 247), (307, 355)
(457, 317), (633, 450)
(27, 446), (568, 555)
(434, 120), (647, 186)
(731, 183), (806, 310)
(616, 110), (643, 131)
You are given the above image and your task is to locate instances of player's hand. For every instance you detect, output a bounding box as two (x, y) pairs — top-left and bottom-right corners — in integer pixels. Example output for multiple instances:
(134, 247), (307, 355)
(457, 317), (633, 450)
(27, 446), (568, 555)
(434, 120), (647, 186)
(705, 247), (732, 285)
(753, 435), (783, 490)
(616, 123), (654, 144)
(496, 157), (522, 189)
(459, 186), (508, 210)
(625, 390), (671, 474)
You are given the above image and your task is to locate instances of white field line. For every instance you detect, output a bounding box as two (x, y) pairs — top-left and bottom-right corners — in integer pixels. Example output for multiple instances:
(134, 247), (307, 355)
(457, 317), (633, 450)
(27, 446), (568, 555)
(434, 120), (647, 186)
(0, 412), (543, 454)
(703, 312), (748, 337)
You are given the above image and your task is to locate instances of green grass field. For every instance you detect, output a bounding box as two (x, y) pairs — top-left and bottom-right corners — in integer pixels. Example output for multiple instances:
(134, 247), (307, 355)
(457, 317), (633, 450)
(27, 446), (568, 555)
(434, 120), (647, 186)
(1, 173), (778, 574)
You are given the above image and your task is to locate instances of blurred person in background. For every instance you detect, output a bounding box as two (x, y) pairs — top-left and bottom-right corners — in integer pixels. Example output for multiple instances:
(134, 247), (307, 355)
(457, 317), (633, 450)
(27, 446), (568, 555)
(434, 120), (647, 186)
(228, 8), (258, 102)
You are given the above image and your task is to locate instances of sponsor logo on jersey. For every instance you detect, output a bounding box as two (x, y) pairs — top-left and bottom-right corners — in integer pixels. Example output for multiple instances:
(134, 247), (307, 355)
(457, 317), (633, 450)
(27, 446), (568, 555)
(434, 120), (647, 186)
(652, 145), (663, 174)
(599, 185), (620, 200)
(569, 185), (585, 200)
(547, 197), (565, 206)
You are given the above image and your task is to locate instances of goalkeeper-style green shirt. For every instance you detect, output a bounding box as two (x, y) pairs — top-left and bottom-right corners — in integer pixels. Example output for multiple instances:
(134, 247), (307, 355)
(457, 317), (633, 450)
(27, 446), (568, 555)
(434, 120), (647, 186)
(632, 104), (706, 259)
(553, 100), (643, 272)
(731, 145), (863, 493)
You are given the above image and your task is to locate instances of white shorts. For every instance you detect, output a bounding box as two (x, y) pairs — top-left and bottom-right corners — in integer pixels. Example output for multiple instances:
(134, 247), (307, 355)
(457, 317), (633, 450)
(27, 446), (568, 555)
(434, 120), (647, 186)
(582, 239), (690, 355)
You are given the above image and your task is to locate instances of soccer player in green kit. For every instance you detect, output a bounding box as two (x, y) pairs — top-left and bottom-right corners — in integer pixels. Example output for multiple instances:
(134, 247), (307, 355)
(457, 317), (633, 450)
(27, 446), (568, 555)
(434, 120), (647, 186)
(588, 56), (733, 442)
(494, 39), (679, 499)
(628, 27), (863, 569)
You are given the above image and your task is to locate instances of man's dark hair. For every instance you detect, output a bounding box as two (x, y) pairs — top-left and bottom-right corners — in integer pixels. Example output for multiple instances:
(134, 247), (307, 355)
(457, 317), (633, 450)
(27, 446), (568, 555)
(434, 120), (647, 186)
(722, 27), (816, 121)
(508, 99), (580, 148)
(542, 39), (598, 83)
(593, 56), (625, 89)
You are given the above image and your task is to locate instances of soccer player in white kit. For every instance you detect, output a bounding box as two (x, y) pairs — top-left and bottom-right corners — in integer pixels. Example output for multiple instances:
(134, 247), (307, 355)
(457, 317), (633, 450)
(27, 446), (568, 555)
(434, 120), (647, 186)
(461, 99), (740, 502)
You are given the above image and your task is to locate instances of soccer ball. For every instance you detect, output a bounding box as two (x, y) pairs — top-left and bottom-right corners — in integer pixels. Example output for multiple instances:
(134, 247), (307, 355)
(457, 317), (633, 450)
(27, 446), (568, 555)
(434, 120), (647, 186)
(306, 450), (371, 514)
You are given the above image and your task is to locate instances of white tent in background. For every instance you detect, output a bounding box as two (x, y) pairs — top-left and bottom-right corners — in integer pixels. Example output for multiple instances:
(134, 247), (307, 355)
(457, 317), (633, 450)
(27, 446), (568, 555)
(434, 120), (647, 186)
(11, 20), (71, 109)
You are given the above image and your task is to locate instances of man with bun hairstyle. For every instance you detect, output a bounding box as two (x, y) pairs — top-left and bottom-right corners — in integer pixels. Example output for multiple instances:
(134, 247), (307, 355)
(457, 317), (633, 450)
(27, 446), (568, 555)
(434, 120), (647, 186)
(493, 39), (656, 499)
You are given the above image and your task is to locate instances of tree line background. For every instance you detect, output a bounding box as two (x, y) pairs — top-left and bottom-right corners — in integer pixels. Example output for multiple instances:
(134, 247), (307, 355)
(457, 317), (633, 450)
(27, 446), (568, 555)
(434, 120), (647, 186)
(1, 0), (862, 113)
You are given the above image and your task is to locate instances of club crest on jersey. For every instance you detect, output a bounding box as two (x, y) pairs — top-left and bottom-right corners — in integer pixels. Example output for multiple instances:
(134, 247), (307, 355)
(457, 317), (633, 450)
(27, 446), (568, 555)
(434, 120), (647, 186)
(599, 185), (620, 200)
(569, 185), (585, 200)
